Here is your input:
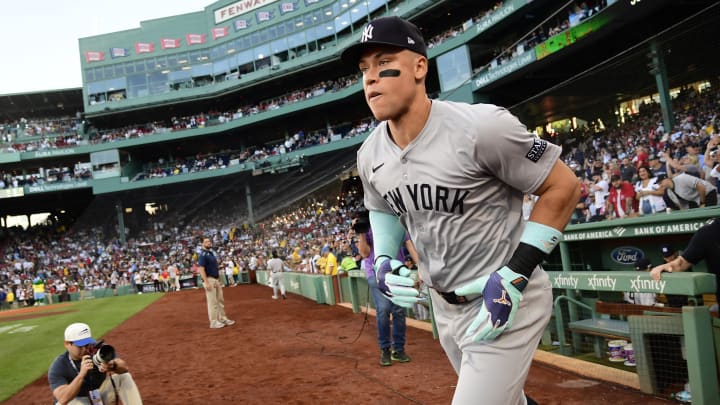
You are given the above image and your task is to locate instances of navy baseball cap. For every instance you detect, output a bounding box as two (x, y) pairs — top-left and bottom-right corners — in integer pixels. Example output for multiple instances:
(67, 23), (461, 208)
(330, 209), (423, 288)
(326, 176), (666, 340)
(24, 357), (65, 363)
(341, 16), (427, 66)
(660, 244), (674, 257)
(635, 258), (652, 271)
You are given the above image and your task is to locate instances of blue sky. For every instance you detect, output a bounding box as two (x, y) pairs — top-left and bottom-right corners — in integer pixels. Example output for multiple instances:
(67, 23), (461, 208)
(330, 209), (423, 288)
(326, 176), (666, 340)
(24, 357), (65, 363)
(1, 0), (212, 95)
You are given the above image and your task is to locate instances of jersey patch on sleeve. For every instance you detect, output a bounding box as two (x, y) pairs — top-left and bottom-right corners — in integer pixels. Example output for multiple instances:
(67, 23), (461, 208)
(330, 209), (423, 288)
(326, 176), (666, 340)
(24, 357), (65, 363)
(525, 139), (547, 163)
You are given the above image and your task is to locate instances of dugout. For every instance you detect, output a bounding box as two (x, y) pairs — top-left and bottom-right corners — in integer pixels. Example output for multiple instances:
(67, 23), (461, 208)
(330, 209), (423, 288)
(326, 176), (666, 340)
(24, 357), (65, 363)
(548, 206), (720, 403)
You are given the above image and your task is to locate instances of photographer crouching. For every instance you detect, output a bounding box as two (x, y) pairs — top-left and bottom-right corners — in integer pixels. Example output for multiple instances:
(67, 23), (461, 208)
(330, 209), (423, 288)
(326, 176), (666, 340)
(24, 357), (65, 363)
(48, 322), (143, 405)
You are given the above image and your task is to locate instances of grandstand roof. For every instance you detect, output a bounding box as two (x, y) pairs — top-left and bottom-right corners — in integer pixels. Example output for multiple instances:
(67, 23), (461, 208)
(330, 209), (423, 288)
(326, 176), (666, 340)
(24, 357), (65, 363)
(482, 0), (720, 123)
(0, 88), (84, 122)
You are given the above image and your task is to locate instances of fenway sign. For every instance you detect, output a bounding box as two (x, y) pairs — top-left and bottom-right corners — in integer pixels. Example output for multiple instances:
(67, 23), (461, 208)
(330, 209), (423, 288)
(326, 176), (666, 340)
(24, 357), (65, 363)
(215, 0), (279, 24)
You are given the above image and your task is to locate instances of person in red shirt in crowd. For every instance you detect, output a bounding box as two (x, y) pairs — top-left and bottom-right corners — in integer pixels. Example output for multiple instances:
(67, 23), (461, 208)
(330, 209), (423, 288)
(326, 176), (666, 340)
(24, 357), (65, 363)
(606, 174), (637, 219)
(635, 145), (649, 170)
(161, 268), (170, 292)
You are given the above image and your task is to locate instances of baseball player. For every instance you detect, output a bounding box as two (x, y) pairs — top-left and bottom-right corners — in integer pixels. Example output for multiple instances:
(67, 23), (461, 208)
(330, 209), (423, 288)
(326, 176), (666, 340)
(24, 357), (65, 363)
(341, 16), (579, 405)
(267, 250), (288, 299)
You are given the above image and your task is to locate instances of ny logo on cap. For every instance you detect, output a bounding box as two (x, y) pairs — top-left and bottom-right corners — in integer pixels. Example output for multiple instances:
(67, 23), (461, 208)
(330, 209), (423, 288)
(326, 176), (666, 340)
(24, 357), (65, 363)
(361, 24), (374, 43)
(407, 37), (415, 45)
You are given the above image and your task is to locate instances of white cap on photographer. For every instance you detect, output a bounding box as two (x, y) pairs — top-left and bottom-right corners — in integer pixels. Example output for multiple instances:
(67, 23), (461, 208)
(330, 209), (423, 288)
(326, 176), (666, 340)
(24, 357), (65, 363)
(65, 322), (96, 346)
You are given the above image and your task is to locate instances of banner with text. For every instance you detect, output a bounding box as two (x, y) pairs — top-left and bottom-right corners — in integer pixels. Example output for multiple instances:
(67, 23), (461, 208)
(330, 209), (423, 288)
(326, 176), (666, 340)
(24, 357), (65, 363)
(215, 0), (279, 24)
(562, 218), (715, 241)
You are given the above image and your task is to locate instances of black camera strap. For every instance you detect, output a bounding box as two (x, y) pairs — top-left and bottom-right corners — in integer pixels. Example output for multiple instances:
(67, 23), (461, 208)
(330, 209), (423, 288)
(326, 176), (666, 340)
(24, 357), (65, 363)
(109, 375), (119, 405)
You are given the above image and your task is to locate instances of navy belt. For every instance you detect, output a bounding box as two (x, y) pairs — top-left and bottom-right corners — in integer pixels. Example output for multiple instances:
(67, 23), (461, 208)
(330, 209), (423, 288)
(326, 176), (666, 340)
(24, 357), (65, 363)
(436, 290), (481, 305)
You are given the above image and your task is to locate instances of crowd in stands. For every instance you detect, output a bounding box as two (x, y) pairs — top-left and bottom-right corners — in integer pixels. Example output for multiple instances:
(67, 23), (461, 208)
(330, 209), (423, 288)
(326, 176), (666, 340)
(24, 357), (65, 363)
(0, 74), (360, 156)
(89, 75), (360, 146)
(0, 164), (93, 190)
(134, 119), (376, 181)
(557, 85), (720, 224)
(0, 115), (374, 189)
(0, 74), (364, 188)
(0, 116), (79, 144)
(0, 181), (366, 309)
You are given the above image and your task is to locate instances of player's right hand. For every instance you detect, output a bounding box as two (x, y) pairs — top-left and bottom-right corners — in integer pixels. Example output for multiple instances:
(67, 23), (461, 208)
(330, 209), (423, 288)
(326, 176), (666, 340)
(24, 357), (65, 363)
(375, 259), (424, 308)
(456, 266), (527, 341)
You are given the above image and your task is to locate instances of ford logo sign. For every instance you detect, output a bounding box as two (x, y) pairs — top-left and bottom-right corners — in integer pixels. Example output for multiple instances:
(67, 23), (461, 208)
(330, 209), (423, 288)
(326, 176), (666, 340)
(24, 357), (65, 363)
(610, 247), (644, 265)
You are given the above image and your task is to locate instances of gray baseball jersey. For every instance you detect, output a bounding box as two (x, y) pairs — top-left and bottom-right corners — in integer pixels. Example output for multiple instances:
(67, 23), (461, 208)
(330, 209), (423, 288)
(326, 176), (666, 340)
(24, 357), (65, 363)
(358, 100), (561, 292)
(357, 100), (561, 405)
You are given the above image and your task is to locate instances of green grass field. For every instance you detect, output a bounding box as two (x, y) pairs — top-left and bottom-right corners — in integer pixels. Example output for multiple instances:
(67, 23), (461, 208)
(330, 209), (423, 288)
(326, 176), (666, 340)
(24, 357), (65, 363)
(0, 293), (163, 402)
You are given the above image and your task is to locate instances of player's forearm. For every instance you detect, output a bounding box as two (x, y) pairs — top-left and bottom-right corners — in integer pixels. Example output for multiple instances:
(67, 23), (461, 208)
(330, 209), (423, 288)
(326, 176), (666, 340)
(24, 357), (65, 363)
(368, 211), (406, 264)
(198, 267), (208, 284)
(672, 256), (692, 273)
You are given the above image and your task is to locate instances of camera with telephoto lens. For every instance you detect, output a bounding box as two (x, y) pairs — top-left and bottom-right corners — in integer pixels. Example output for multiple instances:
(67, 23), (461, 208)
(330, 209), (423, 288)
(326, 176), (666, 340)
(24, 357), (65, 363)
(90, 340), (116, 368)
(351, 210), (370, 234)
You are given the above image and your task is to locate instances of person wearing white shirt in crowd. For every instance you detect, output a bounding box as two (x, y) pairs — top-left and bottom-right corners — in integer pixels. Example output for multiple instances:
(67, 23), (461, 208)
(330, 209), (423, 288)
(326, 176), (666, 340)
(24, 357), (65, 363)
(590, 173), (609, 210)
(299, 255), (311, 273)
(634, 166), (666, 215)
(311, 248), (322, 274)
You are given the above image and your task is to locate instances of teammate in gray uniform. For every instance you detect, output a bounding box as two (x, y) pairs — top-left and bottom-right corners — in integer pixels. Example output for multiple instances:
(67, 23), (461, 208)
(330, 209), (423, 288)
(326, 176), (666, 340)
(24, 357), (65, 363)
(267, 250), (288, 299)
(341, 16), (579, 405)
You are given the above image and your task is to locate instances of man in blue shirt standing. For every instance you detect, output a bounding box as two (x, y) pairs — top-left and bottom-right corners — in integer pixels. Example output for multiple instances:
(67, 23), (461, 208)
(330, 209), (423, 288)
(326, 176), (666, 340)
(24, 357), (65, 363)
(198, 237), (236, 329)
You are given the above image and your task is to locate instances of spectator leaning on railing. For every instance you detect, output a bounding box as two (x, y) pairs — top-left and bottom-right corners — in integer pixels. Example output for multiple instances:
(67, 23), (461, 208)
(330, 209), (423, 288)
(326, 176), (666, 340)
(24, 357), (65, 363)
(651, 217), (720, 312)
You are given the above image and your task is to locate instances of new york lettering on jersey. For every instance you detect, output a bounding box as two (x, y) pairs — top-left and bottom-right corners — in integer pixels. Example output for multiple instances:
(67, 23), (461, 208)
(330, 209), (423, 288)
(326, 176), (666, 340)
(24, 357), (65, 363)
(382, 183), (469, 215)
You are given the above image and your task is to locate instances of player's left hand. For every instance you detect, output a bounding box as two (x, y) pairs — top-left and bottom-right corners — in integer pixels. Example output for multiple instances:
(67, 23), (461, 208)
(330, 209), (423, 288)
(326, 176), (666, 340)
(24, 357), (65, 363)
(455, 266), (528, 341)
(375, 259), (424, 308)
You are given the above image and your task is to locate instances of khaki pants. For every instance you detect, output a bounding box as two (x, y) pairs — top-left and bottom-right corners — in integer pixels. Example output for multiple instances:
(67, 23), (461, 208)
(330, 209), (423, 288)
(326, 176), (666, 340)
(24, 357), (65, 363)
(204, 277), (228, 324)
(66, 372), (143, 405)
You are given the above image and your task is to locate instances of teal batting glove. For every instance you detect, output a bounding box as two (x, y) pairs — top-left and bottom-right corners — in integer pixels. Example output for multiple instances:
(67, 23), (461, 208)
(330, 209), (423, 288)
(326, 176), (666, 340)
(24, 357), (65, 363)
(375, 259), (425, 308)
(455, 266), (527, 341)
